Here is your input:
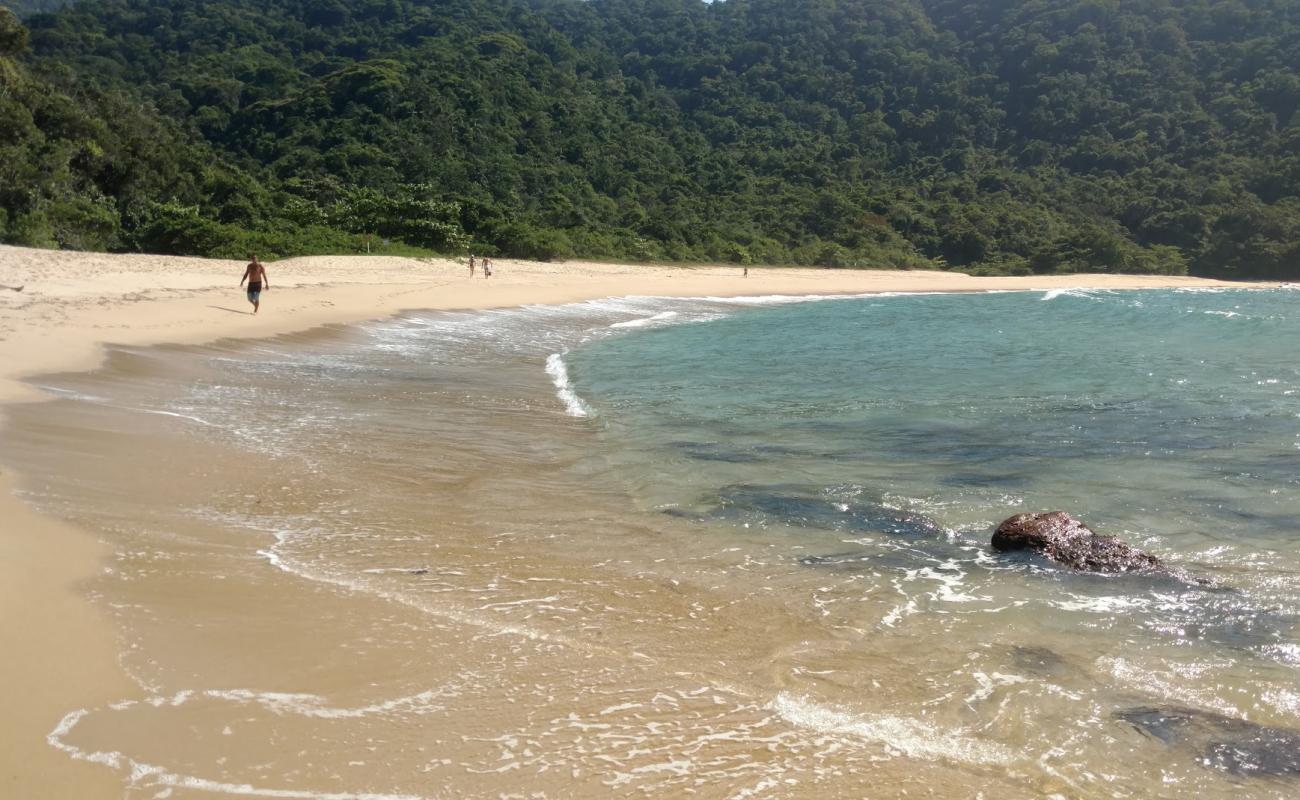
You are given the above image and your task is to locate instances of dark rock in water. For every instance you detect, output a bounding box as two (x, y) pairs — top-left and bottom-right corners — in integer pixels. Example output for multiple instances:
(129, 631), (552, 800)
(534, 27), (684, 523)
(661, 507), (706, 522)
(1205, 732), (1300, 777)
(1008, 645), (1070, 677)
(1118, 705), (1300, 777)
(713, 485), (942, 537)
(673, 441), (765, 463)
(797, 547), (947, 574)
(992, 511), (1162, 573)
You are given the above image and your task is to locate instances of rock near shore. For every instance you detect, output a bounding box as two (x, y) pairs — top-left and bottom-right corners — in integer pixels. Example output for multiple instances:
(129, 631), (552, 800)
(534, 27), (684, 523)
(991, 511), (1162, 573)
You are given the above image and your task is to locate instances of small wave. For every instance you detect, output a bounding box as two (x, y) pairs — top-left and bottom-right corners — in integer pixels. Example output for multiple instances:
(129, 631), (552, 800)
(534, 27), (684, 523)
(256, 530), (295, 573)
(200, 687), (449, 720)
(609, 311), (680, 329)
(1039, 288), (1100, 302)
(545, 353), (592, 418)
(139, 407), (222, 428)
(32, 385), (110, 403)
(701, 293), (841, 305)
(97, 686), (451, 721)
(1050, 594), (1152, 614)
(48, 708), (424, 800)
(243, 519), (564, 645)
(701, 291), (955, 306)
(769, 693), (1010, 766)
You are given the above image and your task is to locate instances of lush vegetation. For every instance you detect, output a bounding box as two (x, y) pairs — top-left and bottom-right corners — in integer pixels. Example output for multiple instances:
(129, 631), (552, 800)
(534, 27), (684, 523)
(2, 0), (1298, 277)
(4, 1), (67, 16)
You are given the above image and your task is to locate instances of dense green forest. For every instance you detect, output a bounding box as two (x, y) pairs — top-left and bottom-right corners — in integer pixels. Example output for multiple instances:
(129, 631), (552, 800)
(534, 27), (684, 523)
(2, 0), (1298, 277)
(5, 1), (67, 16)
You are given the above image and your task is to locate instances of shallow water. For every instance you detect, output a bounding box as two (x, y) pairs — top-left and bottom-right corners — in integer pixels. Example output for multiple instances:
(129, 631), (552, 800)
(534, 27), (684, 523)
(6, 288), (1300, 798)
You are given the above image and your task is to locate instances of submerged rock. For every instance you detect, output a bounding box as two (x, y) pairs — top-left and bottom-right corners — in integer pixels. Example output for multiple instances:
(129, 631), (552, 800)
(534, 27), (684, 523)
(665, 484), (943, 538)
(713, 485), (942, 537)
(1008, 645), (1071, 677)
(991, 511), (1162, 573)
(1118, 705), (1300, 777)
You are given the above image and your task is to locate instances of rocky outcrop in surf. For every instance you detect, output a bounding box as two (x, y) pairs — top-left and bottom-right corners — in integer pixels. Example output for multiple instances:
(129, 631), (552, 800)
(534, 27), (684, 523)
(991, 511), (1163, 573)
(1118, 705), (1300, 778)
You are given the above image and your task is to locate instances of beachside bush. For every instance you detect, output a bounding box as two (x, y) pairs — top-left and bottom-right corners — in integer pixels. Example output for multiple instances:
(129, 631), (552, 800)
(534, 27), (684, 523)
(47, 195), (120, 251)
(4, 211), (57, 248)
(493, 223), (572, 261)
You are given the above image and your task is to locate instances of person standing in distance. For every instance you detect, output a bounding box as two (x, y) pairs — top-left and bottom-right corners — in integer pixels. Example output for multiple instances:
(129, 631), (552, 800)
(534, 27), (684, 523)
(240, 254), (269, 314)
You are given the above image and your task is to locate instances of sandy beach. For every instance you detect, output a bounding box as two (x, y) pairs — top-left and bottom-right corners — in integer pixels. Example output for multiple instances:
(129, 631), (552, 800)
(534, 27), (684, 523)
(0, 244), (1270, 798)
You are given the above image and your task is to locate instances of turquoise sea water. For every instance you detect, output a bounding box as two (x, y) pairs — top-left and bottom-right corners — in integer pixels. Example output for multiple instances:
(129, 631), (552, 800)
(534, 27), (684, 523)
(571, 288), (1300, 550)
(10, 286), (1300, 798)
(564, 287), (1300, 790)
(569, 288), (1300, 651)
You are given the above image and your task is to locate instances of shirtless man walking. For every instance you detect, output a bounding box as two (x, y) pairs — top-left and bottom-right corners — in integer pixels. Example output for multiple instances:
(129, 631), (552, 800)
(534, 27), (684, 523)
(240, 254), (269, 314)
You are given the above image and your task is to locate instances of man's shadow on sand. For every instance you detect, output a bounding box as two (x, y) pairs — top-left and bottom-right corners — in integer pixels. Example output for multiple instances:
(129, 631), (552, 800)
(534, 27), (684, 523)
(208, 305), (253, 315)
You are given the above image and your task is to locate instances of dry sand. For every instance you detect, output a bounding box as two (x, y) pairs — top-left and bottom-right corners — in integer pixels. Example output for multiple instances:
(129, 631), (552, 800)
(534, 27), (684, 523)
(0, 244), (1266, 796)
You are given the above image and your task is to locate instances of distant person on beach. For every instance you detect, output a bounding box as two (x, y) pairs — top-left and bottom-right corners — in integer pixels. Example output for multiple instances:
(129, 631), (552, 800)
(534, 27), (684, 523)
(484, 257), (493, 279)
(240, 254), (269, 314)
(743, 267), (748, 277)
(468, 254), (476, 277)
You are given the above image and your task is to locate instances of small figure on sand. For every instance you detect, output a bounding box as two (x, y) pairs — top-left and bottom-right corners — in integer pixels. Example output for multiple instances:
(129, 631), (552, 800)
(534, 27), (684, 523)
(240, 254), (269, 314)
(468, 254), (476, 277)
(743, 267), (748, 277)
(483, 257), (493, 279)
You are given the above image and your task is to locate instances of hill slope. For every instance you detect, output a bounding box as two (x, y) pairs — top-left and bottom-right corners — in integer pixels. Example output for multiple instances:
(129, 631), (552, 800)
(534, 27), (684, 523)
(6, 0), (1299, 276)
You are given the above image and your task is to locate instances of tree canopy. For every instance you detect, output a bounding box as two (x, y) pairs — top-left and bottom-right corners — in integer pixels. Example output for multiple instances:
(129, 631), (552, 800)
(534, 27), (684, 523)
(2, 0), (1298, 277)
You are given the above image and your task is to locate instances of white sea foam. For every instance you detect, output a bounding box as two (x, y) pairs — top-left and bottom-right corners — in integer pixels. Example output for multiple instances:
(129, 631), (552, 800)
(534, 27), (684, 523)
(255, 531), (295, 573)
(609, 311), (680, 329)
(544, 353), (592, 417)
(139, 408), (223, 427)
(199, 687), (450, 719)
(880, 599), (918, 628)
(32, 385), (110, 403)
(769, 693), (1010, 766)
(963, 671), (1029, 704)
(1039, 288), (1099, 302)
(1050, 594), (1151, 613)
(699, 292), (856, 306)
(701, 290), (955, 306)
(241, 517), (568, 646)
(48, 709), (424, 799)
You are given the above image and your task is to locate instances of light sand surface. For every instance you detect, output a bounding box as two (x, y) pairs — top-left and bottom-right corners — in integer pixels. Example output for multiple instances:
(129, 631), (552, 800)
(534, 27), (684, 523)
(0, 244), (1269, 796)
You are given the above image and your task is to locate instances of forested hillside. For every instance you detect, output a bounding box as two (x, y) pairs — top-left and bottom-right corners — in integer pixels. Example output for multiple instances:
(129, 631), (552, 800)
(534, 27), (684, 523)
(5, 1), (67, 16)
(3, 0), (1298, 277)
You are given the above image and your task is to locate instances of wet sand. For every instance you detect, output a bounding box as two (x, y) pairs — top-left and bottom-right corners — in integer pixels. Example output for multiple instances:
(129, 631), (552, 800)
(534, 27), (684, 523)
(0, 244), (1269, 797)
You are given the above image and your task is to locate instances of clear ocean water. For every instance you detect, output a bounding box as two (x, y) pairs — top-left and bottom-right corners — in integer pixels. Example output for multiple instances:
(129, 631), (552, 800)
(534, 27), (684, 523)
(10, 286), (1300, 798)
(571, 287), (1300, 569)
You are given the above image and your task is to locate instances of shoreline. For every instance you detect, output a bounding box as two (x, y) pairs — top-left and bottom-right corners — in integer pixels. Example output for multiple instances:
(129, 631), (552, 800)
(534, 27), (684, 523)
(0, 244), (1277, 796)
